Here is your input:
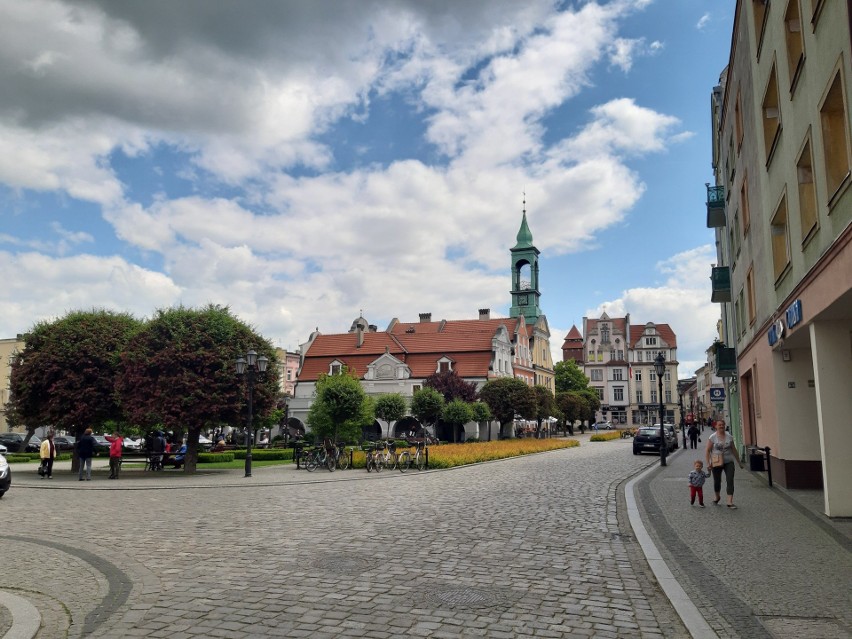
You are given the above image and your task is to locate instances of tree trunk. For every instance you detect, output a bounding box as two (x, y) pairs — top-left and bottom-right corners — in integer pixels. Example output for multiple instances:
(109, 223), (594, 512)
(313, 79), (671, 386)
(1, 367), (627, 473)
(184, 426), (200, 474)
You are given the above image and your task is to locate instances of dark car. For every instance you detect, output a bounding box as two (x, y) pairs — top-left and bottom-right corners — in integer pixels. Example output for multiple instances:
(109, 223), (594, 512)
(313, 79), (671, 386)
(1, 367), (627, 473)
(0, 454), (11, 498)
(26, 436), (42, 453)
(92, 435), (112, 452)
(633, 425), (678, 455)
(0, 432), (26, 453)
(53, 436), (76, 452)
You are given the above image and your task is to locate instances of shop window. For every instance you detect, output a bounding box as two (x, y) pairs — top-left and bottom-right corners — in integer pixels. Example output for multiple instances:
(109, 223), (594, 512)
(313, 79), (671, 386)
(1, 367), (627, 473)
(784, 0), (804, 93)
(762, 64), (781, 165)
(770, 194), (791, 281)
(819, 72), (851, 203)
(796, 137), (818, 242)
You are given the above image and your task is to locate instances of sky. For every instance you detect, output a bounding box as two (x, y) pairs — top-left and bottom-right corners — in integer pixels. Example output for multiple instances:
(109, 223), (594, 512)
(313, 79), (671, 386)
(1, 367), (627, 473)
(0, 0), (734, 380)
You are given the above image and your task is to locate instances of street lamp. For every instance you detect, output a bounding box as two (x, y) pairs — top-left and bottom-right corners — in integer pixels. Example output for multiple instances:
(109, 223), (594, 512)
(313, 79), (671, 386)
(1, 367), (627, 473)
(235, 349), (269, 478)
(653, 352), (667, 466)
(678, 388), (686, 449)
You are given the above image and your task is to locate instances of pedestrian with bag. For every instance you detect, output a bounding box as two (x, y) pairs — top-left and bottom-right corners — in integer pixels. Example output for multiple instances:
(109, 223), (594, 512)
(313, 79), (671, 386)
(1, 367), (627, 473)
(77, 428), (96, 481)
(705, 420), (744, 508)
(108, 430), (123, 479)
(39, 432), (57, 479)
(687, 423), (700, 449)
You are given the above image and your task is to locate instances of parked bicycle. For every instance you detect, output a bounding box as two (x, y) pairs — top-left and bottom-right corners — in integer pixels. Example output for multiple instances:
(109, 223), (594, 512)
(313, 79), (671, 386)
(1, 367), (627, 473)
(364, 442), (385, 473)
(378, 440), (398, 470)
(397, 439), (427, 472)
(333, 443), (350, 471)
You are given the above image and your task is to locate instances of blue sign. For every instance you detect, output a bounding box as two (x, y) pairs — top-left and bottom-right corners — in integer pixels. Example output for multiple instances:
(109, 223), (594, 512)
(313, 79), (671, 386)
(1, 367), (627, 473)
(709, 388), (726, 401)
(785, 299), (803, 329)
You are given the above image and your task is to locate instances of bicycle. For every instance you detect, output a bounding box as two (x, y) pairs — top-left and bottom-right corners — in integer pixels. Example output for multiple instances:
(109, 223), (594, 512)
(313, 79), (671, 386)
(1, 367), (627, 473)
(364, 443), (383, 473)
(397, 439), (426, 472)
(333, 443), (350, 471)
(378, 440), (397, 470)
(304, 445), (336, 472)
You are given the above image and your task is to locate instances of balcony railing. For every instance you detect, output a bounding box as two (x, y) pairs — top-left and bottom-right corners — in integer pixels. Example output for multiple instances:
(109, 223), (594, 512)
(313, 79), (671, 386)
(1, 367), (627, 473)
(706, 184), (726, 228)
(710, 266), (731, 303)
(714, 346), (737, 377)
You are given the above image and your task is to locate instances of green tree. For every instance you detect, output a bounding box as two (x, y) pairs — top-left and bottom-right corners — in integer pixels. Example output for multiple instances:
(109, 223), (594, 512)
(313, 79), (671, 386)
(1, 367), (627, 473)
(373, 393), (407, 439)
(533, 385), (556, 438)
(117, 305), (279, 473)
(442, 399), (474, 443)
(306, 367), (372, 444)
(470, 401), (492, 425)
(8, 309), (141, 455)
(553, 360), (591, 393)
(410, 387), (444, 438)
(578, 389), (601, 423)
(555, 391), (585, 434)
(479, 377), (536, 439)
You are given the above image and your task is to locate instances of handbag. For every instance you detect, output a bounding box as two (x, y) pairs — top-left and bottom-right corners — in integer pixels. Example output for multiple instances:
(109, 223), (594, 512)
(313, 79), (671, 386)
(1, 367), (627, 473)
(711, 451), (723, 467)
(38, 462), (46, 477)
(698, 437), (701, 442)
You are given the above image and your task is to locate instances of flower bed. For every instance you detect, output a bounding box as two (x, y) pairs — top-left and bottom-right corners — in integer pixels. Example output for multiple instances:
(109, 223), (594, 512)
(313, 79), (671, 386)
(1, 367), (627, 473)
(589, 431), (622, 442)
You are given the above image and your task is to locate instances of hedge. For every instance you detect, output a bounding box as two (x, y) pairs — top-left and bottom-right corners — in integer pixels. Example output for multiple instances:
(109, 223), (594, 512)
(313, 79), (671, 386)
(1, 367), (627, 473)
(230, 449), (292, 461)
(589, 431), (622, 442)
(197, 452), (235, 463)
(4, 453), (73, 463)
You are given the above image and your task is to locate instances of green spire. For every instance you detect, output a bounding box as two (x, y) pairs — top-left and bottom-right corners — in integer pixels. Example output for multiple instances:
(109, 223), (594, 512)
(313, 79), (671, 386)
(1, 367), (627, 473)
(513, 205), (533, 249)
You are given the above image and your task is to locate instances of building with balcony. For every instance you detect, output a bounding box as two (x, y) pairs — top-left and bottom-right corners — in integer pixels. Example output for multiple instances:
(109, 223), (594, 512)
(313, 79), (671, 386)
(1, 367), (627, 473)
(709, 0), (852, 515)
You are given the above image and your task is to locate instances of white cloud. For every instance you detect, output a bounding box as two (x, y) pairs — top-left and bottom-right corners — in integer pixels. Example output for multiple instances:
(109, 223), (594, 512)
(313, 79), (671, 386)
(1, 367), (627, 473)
(696, 13), (711, 30)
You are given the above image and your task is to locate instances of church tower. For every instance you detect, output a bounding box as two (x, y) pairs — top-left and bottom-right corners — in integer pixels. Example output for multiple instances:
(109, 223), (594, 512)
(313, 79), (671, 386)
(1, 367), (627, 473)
(509, 203), (542, 323)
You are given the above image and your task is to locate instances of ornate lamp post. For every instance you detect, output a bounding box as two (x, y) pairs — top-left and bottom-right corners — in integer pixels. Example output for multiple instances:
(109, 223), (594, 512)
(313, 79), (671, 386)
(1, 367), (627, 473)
(678, 387), (686, 449)
(236, 349), (269, 478)
(653, 352), (667, 466)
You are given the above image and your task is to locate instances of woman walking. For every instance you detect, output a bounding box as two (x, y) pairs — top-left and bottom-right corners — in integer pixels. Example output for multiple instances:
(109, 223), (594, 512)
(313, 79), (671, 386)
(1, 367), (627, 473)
(705, 420), (744, 508)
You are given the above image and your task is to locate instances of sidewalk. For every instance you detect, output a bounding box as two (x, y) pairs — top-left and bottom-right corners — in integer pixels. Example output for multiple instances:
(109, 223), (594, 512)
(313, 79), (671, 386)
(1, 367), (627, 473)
(632, 445), (852, 639)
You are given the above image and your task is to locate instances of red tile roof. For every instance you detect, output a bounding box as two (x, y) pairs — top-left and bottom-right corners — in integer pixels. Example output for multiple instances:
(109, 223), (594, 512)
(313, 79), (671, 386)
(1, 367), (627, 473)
(562, 325), (583, 343)
(629, 324), (677, 348)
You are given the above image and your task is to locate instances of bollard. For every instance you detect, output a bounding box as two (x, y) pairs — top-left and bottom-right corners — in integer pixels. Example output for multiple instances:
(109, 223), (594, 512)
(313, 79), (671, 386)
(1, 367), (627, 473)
(349, 447), (353, 470)
(425, 446), (429, 470)
(764, 446), (772, 487)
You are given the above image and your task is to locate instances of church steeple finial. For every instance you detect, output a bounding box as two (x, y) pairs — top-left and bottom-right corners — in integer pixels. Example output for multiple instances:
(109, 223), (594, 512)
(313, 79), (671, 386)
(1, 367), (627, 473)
(514, 193), (534, 249)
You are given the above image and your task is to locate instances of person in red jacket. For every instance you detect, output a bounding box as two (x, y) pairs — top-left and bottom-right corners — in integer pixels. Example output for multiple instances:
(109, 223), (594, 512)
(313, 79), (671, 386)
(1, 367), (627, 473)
(108, 431), (123, 479)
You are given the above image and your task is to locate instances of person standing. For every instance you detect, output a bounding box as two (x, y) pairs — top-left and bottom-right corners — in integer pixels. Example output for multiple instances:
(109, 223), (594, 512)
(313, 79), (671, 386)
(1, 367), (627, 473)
(77, 428), (96, 481)
(108, 431), (123, 479)
(39, 432), (57, 479)
(705, 420), (744, 508)
(688, 460), (708, 507)
(687, 423), (700, 449)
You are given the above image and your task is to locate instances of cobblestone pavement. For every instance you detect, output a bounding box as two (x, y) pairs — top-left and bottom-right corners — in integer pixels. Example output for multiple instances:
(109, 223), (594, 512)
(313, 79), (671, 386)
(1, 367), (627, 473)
(634, 443), (852, 639)
(1, 439), (690, 638)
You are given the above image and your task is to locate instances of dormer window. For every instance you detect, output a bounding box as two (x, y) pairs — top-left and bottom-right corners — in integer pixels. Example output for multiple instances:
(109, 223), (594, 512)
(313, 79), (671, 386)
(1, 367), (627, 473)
(437, 357), (453, 373)
(329, 360), (343, 375)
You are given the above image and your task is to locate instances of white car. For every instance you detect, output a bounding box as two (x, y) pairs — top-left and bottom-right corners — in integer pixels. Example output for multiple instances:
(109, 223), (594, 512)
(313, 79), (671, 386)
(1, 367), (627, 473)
(197, 435), (213, 451)
(123, 437), (142, 451)
(0, 443), (7, 456)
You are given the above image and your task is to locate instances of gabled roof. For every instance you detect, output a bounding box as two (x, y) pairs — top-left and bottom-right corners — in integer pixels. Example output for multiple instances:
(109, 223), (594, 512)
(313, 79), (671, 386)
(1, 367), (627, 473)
(629, 323), (677, 348)
(585, 316), (628, 335)
(301, 331), (403, 356)
(562, 325), (583, 343)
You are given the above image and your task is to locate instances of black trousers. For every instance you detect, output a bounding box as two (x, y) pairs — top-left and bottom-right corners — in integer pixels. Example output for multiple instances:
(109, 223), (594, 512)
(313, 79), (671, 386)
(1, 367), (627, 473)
(689, 435), (698, 449)
(41, 458), (54, 477)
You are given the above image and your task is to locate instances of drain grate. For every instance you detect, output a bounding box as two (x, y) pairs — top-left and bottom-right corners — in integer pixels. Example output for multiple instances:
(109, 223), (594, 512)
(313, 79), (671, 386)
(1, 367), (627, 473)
(312, 556), (370, 575)
(423, 586), (518, 609)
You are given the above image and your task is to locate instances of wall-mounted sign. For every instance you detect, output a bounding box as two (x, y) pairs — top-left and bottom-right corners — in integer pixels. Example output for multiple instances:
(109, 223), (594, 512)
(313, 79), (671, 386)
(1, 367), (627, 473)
(768, 318), (786, 346)
(785, 299), (803, 330)
(709, 387), (726, 401)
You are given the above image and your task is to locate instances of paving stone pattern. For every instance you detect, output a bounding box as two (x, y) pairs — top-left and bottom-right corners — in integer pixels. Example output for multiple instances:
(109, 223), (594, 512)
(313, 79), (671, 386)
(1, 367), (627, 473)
(2, 441), (688, 638)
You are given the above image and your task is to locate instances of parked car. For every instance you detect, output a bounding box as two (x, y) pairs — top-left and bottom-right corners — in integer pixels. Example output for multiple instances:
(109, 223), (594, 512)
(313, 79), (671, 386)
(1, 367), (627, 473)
(123, 437), (142, 451)
(0, 432), (25, 453)
(26, 436), (42, 453)
(0, 443), (7, 456)
(53, 436), (76, 452)
(593, 421), (613, 430)
(633, 425), (678, 455)
(197, 435), (213, 451)
(92, 435), (111, 452)
(0, 454), (10, 498)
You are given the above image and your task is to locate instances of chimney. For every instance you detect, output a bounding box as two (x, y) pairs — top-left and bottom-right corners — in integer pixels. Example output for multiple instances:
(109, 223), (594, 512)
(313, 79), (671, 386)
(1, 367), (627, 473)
(479, 308), (490, 320)
(356, 324), (364, 348)
(419, 313), (432, 323)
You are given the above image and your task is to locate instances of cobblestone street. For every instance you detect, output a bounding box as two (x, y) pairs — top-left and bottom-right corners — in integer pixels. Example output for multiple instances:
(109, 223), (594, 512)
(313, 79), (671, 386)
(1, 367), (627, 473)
(1, 440), (688, 638)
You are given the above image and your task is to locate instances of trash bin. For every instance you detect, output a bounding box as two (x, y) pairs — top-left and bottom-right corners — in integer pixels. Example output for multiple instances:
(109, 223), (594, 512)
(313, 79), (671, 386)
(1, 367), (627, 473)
(749, 450), (765, 471)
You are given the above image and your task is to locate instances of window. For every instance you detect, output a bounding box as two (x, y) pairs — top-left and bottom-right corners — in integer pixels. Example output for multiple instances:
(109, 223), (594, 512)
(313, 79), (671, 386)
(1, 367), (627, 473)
(597, 353), (603, 362)
(601, 325), (610, 343)
(412, 384), (421, 393)
(741, 175), (751, 234)
(634, 369), (642, 382)
(590, 369), (603, 381)
(438, 360), (451, 373)
(664, 371), (671, 382)
(665, 390), (672, 403)
(614, 387), (624, 401)
(819, 72), (851, 202)
(733, 209), (742, 256)
(286, 369), (293, 380)
(735, 91), (744, 149)
(753, 0), (769, 55)
(784, 0), (805, 92)
(596, 388), (604, 400)
(736, 290), (746, 338)
(645, 337), (657, 346)
(797, 137), (819, 241)
(330, 363), (342, 375)
(636, 390), (643, 403)
(613, 369), (623, 381)
(650, 390), (658, 403)
(771, 194), (791, 281)
(649, 370), (656, 382)
(762, 64), (781, 164)
(616, 349), (624, 360)
(746, 266), (756, 325)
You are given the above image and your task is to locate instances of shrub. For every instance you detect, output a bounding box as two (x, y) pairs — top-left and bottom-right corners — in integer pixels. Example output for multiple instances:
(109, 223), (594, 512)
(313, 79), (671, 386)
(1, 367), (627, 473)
(198, 452), (234, 463)
(590, 431), (622, 442)
(5, 454), (35, 463)
(232, 449), (292, 461)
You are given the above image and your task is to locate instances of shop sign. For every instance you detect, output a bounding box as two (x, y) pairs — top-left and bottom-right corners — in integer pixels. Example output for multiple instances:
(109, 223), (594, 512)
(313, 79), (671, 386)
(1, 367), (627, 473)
(709, 387), (726, 401)
(768, 318), (785, 346)
(785, 299), (803, 330)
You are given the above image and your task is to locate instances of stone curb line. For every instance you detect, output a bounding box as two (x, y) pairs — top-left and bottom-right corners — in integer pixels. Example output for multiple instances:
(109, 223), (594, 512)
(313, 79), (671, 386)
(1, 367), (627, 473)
(624, 454), (719, 639)
(0, 590), (41, 639)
